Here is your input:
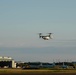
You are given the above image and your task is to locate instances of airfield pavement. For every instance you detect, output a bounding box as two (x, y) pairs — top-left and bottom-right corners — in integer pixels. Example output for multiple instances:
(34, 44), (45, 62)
(0, 69), (76, 75)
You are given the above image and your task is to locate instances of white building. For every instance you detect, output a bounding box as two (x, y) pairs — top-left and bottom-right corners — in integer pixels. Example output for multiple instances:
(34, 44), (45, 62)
(0, 56), (16, 68)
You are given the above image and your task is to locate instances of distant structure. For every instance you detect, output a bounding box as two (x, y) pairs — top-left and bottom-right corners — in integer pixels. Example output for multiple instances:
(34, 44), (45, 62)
(0, 56), (16, 68)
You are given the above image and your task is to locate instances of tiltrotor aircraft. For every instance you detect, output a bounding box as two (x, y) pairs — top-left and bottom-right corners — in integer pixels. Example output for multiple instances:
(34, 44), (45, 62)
(38, 33), (53, 40)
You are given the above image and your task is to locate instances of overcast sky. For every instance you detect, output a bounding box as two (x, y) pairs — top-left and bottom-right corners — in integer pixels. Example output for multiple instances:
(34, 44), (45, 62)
(0, 0), (76, 62)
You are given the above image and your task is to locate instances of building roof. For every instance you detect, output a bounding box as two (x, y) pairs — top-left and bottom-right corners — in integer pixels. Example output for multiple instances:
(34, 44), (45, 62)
(0, 56), (13, 61)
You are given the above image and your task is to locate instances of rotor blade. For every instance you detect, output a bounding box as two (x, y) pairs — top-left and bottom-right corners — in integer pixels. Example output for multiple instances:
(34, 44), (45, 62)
(48, 33), (52, 35)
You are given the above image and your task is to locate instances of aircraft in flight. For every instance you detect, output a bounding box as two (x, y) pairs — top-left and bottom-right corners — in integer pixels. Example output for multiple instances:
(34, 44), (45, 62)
(38, 33), (53, 40)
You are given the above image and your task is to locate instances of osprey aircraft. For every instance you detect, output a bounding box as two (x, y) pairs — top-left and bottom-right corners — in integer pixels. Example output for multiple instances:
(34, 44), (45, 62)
(38, 33), (53, 40)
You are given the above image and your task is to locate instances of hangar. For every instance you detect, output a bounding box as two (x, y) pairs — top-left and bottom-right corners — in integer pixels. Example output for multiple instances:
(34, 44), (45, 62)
(0, 56), (16, 68)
